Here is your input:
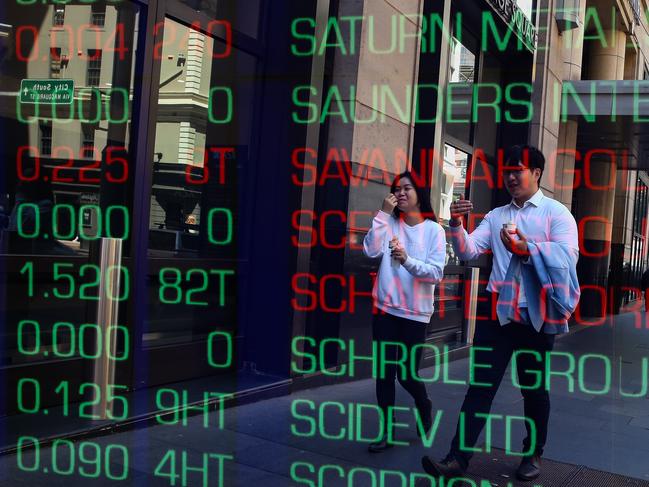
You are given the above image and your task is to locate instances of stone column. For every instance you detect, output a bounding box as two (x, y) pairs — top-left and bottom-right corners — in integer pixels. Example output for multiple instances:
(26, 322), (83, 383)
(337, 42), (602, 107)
(553, 0), (586, 208)
(574, 22), (626, 316)
(585, 29), (626, 80)
(574, 151), (618, 316)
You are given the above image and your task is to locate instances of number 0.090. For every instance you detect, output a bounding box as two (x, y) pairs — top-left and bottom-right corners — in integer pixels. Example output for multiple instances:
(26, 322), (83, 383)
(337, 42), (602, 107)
(17, 436), (129, 480)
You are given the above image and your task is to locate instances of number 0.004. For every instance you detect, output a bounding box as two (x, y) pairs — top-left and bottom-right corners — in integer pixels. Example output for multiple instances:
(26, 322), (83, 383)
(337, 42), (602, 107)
(17, 436), (129, 481)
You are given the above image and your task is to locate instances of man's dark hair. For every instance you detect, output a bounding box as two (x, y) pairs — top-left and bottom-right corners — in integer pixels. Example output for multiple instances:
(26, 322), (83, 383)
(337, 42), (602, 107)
(505, 145), (545, 183)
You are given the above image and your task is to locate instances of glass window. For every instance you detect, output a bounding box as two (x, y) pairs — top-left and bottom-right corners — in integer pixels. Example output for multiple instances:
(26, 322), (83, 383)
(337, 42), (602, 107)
(86, 49), (102, 86)
(440, 144), (469, 265)
(449, 37), (476, 84)
(174, 0), (260, 39)
(81, 125), (95, 159)
(149, 17), (255, 250)
(49, 47), (61, 78)
(617, 177), (647, 305)
(435, 274), (463, 310)
(144, 16), (257, 348)
(53, 5), (65, 26)
(91, 4), (106, 27)
(39, 123), (52, 156)
(1, 0), (142, 380)
(446, 36), (476, 145)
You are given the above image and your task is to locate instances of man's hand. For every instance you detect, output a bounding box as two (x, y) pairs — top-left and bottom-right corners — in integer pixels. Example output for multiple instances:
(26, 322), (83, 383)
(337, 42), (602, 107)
(449, 197), (473, 226)
(382, 194), (398, 214)
(500, 228), (529, 256)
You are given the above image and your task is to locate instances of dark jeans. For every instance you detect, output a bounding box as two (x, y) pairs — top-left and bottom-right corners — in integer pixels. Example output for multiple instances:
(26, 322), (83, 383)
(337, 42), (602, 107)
(373, 312), (430, 418)
(450, 294), (556, 466)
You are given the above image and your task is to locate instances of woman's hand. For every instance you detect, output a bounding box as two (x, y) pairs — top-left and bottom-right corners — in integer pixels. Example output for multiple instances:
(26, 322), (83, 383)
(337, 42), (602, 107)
(382, 194), (398, 214)
(391, 244), (408, 264)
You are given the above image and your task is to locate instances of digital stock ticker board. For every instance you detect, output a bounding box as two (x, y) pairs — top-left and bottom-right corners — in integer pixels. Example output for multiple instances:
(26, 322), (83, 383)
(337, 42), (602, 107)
(2, 1), (649, 487)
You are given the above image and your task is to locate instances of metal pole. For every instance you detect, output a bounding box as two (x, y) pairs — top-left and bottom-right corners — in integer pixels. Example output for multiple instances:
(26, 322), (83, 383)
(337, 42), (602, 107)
(92, 237), (122, 419)
(463, 267), (480, 344)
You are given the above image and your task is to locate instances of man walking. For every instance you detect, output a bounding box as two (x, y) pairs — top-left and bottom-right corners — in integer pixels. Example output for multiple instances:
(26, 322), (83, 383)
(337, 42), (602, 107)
(421, 145), (580, 481)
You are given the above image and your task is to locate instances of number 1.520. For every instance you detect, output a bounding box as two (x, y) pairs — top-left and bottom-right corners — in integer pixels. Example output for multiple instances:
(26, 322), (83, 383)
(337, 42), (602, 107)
(19, 262), (129, 301)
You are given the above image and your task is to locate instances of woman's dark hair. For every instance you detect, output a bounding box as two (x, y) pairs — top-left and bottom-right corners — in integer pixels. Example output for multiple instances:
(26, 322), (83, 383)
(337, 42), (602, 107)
(389, 171), (437, 222)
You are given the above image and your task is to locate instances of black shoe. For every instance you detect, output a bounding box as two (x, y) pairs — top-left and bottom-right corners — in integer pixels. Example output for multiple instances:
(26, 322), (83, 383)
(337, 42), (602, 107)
(368, 433), (393, 453)
(516, 454), (541, 481)
(415, 398), (433, 437)
(368, 410), (395, 453)
(421, 454), (467, 477)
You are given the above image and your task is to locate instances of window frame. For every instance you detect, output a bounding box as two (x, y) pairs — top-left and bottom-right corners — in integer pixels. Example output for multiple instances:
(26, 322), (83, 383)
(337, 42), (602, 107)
(86, 49), (103, 86)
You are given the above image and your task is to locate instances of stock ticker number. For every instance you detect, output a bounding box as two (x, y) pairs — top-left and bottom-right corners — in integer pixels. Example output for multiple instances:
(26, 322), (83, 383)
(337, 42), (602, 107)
(16, 88), (130, 125)
(17, 436), (233, 486)
(18, 319), (129, 361)
(15, 17), (232, 62)
(15, 23), (128, 62)
(17, 379), (128, 420)
(17, 437), (129, 481)
(15, 203), (129, 240)
(19, 262), (130, 301)
(153, 19), (232, 60)
(17, 146), (129, 184)
(158, 268), (234, 307)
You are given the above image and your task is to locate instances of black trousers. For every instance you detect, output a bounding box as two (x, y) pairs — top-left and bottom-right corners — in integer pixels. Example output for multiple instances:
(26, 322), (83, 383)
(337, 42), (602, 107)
(373, 312), (430, 417)
(450, 294), (556, 465)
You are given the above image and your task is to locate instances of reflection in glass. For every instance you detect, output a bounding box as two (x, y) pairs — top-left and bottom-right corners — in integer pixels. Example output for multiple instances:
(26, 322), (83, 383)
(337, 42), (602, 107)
(148, 17), (253, 258)
(449, 37), (475, 83)
(0, 1), (141, 369)
(440, 145), (469, 265)
(145, 17), (256, 348)
(446, 36), (476, 145)
(175, 0), (260, 39)
(2, 1), (140, 257)
(434, 274), (462, 311)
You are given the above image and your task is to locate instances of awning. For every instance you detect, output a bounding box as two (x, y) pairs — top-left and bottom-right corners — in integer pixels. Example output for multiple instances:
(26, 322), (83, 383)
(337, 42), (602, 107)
(561, 80), (649, 169)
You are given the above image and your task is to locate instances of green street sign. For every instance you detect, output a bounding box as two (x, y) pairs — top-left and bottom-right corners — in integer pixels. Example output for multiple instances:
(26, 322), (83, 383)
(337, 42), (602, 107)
(20, 79), (74, 105)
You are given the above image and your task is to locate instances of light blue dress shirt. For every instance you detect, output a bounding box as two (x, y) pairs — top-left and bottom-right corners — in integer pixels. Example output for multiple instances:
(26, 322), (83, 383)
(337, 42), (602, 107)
(449, 189), (580, 333)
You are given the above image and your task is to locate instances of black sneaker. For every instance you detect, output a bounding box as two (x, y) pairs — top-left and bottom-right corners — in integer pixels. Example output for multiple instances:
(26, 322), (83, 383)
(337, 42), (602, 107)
(421, 454), (467, 477)
(368, 433), (393, 453)
(516, 454), (541, 480)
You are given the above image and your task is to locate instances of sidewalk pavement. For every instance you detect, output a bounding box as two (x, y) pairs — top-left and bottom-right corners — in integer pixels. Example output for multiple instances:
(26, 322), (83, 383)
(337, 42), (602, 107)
(2, 311), (649, 486)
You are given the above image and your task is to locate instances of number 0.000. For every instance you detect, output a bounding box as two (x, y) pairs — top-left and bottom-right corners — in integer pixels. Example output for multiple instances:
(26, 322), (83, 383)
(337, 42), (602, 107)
(16, 203), (129, 240)
(17, 320), (129, 361)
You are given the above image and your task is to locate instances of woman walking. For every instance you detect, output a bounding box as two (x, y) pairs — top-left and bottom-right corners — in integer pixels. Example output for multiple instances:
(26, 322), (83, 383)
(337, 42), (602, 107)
(363, 171), (446, 452)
